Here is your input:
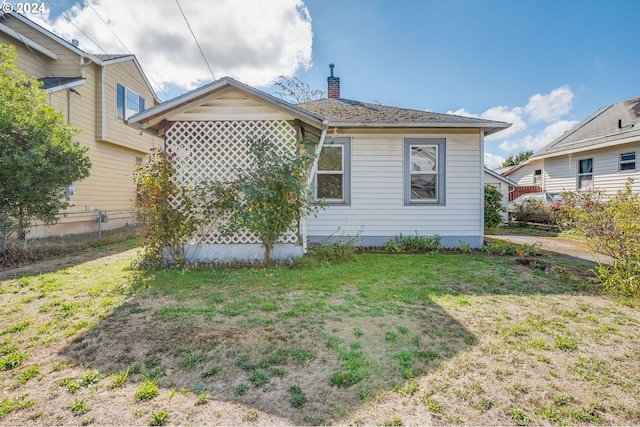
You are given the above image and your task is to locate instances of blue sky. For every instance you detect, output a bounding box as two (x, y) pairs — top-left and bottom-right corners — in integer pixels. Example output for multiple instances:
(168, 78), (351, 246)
(28, 0), (640, 167)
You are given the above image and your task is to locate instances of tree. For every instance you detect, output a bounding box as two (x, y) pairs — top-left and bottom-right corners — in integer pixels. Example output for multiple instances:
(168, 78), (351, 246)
(219, 136), (321, 262)
(500, 150), (533, 168)
(272, 75), (324, 103)
(0, 44), (91, 245)
(484, 185), (506, 228)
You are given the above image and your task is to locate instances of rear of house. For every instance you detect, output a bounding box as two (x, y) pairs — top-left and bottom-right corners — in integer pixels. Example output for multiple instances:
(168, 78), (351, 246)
(129, 68), (510, 261)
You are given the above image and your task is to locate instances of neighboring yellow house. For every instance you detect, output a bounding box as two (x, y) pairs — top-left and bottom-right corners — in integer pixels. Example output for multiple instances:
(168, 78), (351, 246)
(0, 11), (161, 236)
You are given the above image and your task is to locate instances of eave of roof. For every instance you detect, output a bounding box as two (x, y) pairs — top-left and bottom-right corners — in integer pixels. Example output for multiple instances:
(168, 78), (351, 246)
(128, 77), (327, 133)
(298, 98), (511, 135)
(38, 76), (86, 93)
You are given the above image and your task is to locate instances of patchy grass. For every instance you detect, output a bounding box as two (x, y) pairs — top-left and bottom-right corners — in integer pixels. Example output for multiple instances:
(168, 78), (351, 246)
(0, 243), (639, 425)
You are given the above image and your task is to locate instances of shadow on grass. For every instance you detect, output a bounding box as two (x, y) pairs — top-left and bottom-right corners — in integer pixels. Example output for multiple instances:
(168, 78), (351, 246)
(60, 252), (591, 424)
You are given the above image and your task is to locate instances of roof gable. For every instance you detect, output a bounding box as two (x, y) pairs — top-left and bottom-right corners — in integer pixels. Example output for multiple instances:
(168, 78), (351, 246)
(532, 96), (640, 159)
(128, 77), (326, 134)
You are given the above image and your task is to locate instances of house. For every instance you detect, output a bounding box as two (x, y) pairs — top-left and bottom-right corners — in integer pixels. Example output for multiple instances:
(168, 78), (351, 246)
(484, 168), (516, 222)
(0, 12), (161, 237)
(504, 96), (640, 195)
(128, 67), (511, 261)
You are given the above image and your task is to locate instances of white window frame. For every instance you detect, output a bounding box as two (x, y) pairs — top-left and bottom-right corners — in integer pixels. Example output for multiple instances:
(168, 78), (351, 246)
(619, 151), (636, 172)
(315, 137), (351, 204)
(404, 138), (446, 205)
(116, 82), (146, 121)
(577, 158), (593, 190)
(533, 169), (542, 184)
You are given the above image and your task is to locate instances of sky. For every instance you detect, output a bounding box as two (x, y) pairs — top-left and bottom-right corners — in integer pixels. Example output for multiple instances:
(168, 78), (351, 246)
(20, 0), (640, 168)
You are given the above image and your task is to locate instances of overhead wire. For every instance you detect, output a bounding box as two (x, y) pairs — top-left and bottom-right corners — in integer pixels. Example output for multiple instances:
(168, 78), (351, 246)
(174, 0), (216, 82)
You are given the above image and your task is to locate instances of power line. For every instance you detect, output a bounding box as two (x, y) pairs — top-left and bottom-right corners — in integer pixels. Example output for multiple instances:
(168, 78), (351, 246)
(174, 0), (216, 82)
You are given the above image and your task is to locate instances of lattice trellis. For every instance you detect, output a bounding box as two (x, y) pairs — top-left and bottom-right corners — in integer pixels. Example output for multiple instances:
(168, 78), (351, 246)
(166, 120), (300, 245)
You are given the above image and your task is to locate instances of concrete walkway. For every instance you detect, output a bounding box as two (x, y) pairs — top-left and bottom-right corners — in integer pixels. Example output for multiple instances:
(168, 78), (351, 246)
(488, 234), (613, 265)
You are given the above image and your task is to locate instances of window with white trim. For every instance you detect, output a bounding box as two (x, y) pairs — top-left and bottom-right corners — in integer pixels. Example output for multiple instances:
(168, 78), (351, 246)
(619, 152), (636, 172)
(316, 137), (350, 204)
(404, 138), (446, 205)
(577, 158), (593, 190)
(116, 83), (145, 120)
(533, 169), (542, 184)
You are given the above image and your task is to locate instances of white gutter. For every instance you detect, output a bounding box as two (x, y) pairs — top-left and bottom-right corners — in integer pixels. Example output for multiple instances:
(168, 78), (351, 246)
(302, 120), (329, 254)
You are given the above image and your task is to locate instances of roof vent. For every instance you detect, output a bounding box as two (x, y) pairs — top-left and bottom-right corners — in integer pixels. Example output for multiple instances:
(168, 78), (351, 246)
(71, 39), (79, 47)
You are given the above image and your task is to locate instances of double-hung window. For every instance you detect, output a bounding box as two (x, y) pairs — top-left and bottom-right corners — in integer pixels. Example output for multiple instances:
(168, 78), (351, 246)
(577, 158), (593, 190)
(619, 152), (636, 172)
(404, 138), (446, 205)
(116, 83), (145, 121)
(316, 137), (351, 204)
(533, 169), (542, 184)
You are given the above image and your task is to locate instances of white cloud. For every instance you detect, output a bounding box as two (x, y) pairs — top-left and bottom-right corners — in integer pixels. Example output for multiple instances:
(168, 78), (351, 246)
(34, 0), (313, 92)
(498, 120), (578, 152)
(484, 152), (505, 169)
(524, 85), (574, 123)
(448, 105), (526, 140)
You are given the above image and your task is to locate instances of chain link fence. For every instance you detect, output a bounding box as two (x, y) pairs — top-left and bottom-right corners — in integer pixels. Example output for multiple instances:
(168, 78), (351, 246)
(0, 210), (143, 269)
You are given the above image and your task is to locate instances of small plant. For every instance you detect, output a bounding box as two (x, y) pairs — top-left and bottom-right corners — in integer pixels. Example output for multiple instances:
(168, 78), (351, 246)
(249, 369), (270, 387)
(244, 408), (259, 422)
(200, 364), (222, 378)
(353, 327), (364, 337)
(195, 392), (209, 405)
(181, 353), (206, 371)
(381, 415), (403, 426)
(68, 400), (90, 416)
(135, 378), (159, 401)
(421, 395), (443, 413)
(234, 383), (248, 395)
(384, 240), (403, 253)
(509, 408), (530, 426)
(289, 385), (307, 408)
(457, 240), (472, 253)
(148, 409), (169, 426)
(10, 365), (39, 389)
(555, 336), (578, 351)
(109, 369), (129, 389)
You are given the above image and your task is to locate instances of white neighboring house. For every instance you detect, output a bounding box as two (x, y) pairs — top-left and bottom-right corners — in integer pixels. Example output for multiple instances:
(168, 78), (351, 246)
(128, 68), (511, 261)
(484, 168), (516, 223)
(504, 96), (640, 195)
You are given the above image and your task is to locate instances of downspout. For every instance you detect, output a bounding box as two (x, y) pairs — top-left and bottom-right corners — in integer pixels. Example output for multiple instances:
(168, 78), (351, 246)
(100, 65), (105, 140)
(479, 130), (485, 237)
(301, 120), (329, 254)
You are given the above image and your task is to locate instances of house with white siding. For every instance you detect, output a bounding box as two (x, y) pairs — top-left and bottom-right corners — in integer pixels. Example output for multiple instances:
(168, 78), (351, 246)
(504, 96), (640, 195)
(0, 12), (160, 237)
(128, 67), (510, 261)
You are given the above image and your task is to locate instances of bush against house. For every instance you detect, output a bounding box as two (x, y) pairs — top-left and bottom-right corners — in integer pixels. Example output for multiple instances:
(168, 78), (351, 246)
(0, 44), (91, 244)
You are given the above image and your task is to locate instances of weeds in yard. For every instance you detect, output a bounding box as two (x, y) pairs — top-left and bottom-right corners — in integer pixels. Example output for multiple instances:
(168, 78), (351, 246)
(109, 369), (129, 389)
(381, 415), (403, 426)
(200, 364), (222, 378)
(148, 409), (169, 426)
(135, 378), (159, 401)
(508, 408), (531, 426)
(10, 365), (39, 389)
(68, 400), (90, 416)
(327, 338), (368, 387)
(289, 385), (307, 408)
(249, 369), (270, 387)
(0, 394), (34, 419)
(234, 383), (248, 395)
(195, 392), (209, 405)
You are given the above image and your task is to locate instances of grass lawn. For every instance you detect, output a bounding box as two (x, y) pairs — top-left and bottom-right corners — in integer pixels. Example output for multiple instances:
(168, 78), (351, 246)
(1, 243), (639, 425)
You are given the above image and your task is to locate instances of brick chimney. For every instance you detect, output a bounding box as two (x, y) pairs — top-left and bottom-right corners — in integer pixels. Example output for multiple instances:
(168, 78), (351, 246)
(327, 63), (340, 99)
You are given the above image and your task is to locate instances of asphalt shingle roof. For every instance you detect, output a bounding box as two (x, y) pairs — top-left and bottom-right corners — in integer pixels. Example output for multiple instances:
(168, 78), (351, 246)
(298, 98), (507, 128)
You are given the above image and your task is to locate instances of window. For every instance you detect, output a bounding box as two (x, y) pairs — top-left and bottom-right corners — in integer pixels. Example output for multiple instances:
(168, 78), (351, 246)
(533, 169), (542, 184)
(316, 137), (350, 203)
(116, 83), (145, 120)
(620, 152), (636, 172)
(404, 138), (446, 205)
(577, 158), (593, 190)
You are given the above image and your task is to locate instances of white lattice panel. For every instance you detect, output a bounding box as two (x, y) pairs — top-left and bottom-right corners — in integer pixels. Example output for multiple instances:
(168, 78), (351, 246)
(166, 120), (300, 245)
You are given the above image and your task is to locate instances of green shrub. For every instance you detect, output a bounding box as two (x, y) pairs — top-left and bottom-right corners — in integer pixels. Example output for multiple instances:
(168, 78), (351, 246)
(484, 185), (506, 227)
(560, 178), (640, 296)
